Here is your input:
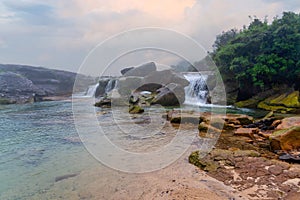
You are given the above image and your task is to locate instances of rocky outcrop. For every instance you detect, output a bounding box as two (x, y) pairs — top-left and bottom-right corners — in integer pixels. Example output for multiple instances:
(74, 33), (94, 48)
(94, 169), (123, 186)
(0, 72), (46, 103)
(142, 70), (189, 105)
(0, 64), (95, 104)
(235, 87), (300, 114)
(150, 84), (181, 106)
(123, 62), (156, 77)
(118, 76), (143, 97)
(142, 69), (189, 87)
(257, 91), (300, 113)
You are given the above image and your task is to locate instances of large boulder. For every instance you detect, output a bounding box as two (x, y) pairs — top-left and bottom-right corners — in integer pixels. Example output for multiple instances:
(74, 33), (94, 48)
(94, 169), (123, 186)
(276, 117), (300, 129)
(123, 62), (157, 77)
(120, 67), (134, 75)
(151, 84), (184, 106)
(270, 126), (300, 151)
(143, 69), (189, 87)
(117, 76), (143, 97)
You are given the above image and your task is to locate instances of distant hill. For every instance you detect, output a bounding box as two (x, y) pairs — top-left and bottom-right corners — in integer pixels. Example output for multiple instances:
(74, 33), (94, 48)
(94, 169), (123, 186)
(0, 64), (96, 104)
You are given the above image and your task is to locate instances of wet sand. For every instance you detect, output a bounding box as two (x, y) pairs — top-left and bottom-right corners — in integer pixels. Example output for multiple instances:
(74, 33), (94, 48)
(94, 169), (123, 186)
(31, 152), (246, 200)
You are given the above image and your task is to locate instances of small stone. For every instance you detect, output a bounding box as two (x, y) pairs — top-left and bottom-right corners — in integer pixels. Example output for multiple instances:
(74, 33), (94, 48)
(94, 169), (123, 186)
(268, 165), (283, 176)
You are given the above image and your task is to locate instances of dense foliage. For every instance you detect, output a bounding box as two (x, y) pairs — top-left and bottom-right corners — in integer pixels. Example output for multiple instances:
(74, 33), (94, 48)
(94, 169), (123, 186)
(212, 12), (300, 98)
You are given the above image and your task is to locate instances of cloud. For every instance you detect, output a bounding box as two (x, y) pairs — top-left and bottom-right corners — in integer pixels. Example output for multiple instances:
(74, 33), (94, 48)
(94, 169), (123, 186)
(0, 0), (299, 74)
(2, 0), (58, 25)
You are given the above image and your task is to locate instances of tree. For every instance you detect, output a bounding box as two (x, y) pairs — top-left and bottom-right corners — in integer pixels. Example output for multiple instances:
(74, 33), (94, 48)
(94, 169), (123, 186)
(212, 12), (300, 99)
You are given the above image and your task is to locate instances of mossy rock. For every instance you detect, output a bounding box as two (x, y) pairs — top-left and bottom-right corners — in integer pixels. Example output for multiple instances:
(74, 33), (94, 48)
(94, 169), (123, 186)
(188, 151), (219, 172)
(233, 149), (260, 157)
(235, 98), (260, 108)
(129, 105), (144, 114)
(258, 101), (290, 112)
(269, 91), (300, 108)
(94, 98), (111, 107)
(258, 91), (300, 113)
(270, 126), (300, 151)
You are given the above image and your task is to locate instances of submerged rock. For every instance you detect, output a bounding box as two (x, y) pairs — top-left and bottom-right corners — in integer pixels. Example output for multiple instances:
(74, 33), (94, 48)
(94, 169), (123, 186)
(94, 98), (111, 108)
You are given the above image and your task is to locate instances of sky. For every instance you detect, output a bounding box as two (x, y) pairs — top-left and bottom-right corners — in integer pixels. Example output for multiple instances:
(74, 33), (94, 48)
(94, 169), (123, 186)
(0, 0), (299, 75)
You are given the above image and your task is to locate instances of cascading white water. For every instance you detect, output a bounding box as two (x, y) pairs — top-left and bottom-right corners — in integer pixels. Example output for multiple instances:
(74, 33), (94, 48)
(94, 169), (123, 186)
(183, 73), (208, 106)
(85, 83), (99, 97)
(105, 79), (116, 93)
(83, 79), (118, 97)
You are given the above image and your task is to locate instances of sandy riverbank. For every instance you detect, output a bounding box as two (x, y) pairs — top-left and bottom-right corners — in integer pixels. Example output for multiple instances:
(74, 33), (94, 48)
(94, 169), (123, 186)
(30, 152), (247, 200)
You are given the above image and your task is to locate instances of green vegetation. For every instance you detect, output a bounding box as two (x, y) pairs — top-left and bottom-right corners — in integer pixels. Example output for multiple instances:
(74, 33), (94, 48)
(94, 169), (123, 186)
(212, 12), (300, 100)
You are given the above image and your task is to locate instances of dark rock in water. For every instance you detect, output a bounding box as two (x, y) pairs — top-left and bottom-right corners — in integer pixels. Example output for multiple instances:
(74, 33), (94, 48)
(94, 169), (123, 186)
(123, 62), (156, 77)
(94, 98), (112, 108)
(141, 70), (189, 105)
(95, 79), (110, 97)
(278, 152), (300, 163)
(134, 83), (162, 93)
(95, 78), (117, 97)
(55, 173), (78, 182)
(243, 117), (279, 130)
(120, 67), (134, 75)
(151, 84), (181, 106)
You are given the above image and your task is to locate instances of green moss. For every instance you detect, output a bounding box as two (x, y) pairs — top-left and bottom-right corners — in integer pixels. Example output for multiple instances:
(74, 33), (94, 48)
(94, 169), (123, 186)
(188, 151), (219, 172)
(258, 91), (300, 113)
(235, 98), (259, 108)
(258, 101), (294, 112)
(129, 105), (144, 114)
(270, 91), (300, 108)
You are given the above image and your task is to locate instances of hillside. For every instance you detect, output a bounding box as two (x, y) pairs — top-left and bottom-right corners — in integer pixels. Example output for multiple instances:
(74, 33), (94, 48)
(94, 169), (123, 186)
(0, 64), (96, 104)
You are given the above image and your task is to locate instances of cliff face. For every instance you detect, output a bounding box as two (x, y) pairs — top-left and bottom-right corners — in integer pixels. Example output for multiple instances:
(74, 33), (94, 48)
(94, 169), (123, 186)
(0, 64), (95, 104)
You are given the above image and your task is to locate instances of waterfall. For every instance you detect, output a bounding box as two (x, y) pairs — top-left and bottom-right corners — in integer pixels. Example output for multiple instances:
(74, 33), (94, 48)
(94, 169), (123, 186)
(183, 73), (208, 106)
(83, 78), (118, 98)
(84, 83), (99, 97)
(105, 79), (116, 93)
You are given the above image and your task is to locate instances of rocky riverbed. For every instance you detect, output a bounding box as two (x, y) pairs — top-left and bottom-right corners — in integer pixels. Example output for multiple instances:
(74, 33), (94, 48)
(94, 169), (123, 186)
(167, 110), (300, 199)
